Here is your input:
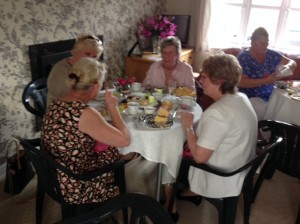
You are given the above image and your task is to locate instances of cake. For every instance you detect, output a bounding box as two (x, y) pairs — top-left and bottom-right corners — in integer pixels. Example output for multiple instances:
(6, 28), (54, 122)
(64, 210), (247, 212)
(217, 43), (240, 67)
(154, 115), (168, 124)
(157, 107), (169, 117)
(154, 107), (170, 124)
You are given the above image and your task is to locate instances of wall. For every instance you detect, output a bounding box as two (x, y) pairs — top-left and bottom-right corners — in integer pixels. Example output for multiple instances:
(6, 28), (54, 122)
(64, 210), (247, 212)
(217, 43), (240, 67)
(0, 0), (166, 180)
(165, 0), (199, 48)
(166, 0), (193, 14)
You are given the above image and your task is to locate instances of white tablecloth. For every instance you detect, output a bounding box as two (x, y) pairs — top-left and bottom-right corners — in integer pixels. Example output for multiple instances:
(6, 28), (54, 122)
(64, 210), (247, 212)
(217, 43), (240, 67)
(119, 104), (202, 184)
(264, 88), (300, 126)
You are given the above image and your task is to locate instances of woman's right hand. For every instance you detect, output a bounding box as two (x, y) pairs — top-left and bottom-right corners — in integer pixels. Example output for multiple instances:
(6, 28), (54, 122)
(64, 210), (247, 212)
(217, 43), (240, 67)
(264, 73), (283, 84)
(104, 88), (118, 110)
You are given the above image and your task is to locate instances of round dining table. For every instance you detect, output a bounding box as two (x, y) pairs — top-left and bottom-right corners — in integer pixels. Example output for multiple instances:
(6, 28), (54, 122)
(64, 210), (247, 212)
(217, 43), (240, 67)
(89, 93), (203, 201)
(119, 102), (202, 200)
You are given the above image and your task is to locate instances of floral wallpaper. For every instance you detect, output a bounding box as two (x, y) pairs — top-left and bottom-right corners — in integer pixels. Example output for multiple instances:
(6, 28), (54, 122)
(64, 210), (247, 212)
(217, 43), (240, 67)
(0, 0), (166, 179)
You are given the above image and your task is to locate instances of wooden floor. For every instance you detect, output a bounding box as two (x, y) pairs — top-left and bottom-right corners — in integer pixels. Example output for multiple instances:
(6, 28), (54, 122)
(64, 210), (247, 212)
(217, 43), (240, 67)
(0, 157), (299, 224)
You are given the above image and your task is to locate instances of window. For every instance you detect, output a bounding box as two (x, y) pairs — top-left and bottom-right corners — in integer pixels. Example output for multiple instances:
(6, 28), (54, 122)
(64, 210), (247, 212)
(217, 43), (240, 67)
(208, 0), (300, 53)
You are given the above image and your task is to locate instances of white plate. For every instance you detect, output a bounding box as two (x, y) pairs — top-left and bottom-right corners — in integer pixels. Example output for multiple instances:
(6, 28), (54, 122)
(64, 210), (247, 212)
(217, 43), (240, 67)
(122, 109), (144, 116)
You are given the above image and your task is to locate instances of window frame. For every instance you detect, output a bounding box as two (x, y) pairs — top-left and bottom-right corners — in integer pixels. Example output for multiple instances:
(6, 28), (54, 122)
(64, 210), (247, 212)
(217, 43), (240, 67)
(209, 0), (300, 53)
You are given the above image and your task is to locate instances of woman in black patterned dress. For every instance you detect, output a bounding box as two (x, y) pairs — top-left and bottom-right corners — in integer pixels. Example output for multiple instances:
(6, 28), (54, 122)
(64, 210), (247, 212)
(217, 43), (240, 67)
(41, 57), (130, 204)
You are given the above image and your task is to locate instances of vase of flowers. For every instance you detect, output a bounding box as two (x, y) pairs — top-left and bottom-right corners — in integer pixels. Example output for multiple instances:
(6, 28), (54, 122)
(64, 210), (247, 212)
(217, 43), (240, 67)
(152, 36), (161, 54)
(116, 75), (136, 95)
(139, 15), (177, 54)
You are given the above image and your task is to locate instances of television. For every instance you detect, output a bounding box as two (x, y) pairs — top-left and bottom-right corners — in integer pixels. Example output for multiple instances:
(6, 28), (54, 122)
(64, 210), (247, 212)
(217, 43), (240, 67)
(164, 15), (191, 47)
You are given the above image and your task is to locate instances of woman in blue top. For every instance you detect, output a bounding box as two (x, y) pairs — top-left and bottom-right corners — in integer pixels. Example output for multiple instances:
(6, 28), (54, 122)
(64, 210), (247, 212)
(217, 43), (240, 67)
(237, 27), (296, 120)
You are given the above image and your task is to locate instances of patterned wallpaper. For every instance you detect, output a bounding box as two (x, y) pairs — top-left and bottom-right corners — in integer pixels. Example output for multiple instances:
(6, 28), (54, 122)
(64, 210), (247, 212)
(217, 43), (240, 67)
(0, 0), (166, 179)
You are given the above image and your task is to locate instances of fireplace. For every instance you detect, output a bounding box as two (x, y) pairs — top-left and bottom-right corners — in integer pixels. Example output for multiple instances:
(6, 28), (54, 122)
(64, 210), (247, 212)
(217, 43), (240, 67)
(28, 35), (104, 81)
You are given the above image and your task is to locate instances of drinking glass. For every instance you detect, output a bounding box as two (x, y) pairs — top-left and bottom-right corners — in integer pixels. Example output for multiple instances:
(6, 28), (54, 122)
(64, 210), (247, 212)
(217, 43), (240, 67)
(168, 80), (177, 95)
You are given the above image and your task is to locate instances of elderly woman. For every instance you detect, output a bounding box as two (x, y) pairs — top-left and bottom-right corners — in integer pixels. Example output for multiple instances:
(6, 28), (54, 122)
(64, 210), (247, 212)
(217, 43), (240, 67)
(170, 54), (258, 223)
(41, 57), (130, 204)
(47, 32), (103, 106)
(237, 27), (297, 120)
(142, 36), (195, 90)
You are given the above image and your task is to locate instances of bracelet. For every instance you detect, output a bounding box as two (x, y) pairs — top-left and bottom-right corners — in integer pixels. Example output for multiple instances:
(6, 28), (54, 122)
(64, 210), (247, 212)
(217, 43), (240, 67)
(185, 127), (194, 134)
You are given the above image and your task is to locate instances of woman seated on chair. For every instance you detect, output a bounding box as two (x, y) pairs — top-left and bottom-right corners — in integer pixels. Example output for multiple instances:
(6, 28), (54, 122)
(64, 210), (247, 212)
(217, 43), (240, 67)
(41, 57), (135, 204)
(172, 54), (258, 219)
(142, 36), (195, 91)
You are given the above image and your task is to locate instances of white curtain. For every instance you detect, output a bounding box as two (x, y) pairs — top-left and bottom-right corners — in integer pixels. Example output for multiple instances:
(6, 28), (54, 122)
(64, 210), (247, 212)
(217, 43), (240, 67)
(190, 0), (212, 72)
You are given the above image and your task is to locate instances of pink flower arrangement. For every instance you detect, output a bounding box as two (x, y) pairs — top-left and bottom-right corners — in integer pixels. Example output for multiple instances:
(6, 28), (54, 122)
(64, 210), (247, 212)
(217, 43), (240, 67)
(117, 76), (136, 86)
(139, 15), (177, 38)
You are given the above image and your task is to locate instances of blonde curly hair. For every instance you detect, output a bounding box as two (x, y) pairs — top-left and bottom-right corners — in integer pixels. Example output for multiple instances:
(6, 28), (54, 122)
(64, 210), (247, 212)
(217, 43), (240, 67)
(67, 57), (107, 90)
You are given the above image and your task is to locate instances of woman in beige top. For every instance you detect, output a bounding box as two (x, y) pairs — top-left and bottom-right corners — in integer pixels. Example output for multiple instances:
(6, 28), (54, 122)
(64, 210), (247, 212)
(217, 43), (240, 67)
(47, 32), (103, 107)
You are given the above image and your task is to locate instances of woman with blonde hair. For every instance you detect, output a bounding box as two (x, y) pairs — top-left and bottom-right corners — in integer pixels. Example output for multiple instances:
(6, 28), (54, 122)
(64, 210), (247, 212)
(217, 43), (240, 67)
(41, 57), (130, 204)
(47, 32), (103, 106)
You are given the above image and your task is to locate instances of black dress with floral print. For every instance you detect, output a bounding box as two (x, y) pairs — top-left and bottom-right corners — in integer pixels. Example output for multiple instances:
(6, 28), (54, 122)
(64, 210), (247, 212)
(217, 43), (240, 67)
(41, 100), (121, 204)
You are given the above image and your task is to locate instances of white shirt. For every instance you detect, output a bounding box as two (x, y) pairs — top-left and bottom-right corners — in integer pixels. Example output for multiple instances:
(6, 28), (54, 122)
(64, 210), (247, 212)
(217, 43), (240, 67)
(189, 92), (257, 198)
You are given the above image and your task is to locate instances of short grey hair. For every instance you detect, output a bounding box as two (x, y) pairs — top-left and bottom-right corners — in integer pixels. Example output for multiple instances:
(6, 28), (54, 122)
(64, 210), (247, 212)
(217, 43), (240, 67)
(160, 36), (182, 55)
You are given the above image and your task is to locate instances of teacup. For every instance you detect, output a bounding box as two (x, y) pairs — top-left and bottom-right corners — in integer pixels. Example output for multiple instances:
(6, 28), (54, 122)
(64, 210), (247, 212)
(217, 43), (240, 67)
(127, 102), (140, 115)
(152, 92), (163, 101)
(179, 96), (194, 107)
(131, 82), (142, 92)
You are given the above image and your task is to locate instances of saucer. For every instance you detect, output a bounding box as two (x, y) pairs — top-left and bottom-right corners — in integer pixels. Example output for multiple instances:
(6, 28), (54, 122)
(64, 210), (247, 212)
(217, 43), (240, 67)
(122, 109), (143, 116)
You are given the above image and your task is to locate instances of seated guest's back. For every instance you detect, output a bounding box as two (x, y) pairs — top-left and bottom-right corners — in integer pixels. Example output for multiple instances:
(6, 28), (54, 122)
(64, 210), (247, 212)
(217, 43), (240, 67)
(41, 57), (130, 204)
(172, 53), (258, 220)
(47, 32), (103, 107)
(142, 36), (195, 90)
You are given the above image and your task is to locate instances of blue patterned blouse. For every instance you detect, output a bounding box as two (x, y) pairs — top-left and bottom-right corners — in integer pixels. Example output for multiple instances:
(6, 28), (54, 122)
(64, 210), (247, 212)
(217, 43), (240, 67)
(237, 49), (282, 101)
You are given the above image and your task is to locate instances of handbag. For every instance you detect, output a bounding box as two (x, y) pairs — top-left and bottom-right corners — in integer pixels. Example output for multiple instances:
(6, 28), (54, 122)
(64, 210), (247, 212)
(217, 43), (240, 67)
(4, 139), (35, 194)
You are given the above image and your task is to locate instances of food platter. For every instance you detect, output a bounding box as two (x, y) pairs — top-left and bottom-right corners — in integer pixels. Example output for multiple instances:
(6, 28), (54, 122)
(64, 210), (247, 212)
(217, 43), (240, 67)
(138, 114), (174, 129)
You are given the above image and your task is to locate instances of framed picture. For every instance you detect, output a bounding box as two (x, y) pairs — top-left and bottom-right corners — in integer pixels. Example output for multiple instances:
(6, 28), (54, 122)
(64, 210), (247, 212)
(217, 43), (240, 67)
(128, 32), (145, 56)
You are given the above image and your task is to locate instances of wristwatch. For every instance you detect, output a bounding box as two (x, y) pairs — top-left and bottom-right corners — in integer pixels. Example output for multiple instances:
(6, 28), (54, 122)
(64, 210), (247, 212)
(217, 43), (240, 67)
(185, 127), (194, 134)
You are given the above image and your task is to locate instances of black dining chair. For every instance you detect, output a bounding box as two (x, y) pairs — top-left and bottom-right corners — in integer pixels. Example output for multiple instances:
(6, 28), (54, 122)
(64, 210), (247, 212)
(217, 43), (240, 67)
(168, 136), (283, 224)
(17, 137), (127, 224)
(59, 192), (174, 224)
(252, 120), (300, 202)
(22, 77), (47, 117)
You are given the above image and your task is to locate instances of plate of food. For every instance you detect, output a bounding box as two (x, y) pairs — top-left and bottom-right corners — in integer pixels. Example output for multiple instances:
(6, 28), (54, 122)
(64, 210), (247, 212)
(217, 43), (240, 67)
(122, 108), (143, 116)
(291, 95), (300, 101)
(138, 107), (173, 129)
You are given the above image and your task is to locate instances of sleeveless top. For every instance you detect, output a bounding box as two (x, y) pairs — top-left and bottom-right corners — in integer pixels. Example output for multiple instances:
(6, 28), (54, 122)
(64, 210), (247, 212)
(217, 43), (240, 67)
(41, 100), (121, 204)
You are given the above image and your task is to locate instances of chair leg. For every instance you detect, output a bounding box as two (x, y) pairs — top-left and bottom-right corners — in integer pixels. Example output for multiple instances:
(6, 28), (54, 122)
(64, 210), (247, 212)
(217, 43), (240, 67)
(167, 181), (180, 214)
(252, 159), (273, 203)
(35, 184), (45, 224)
(205, 198), (224, 224)
(243, 185), (252, 224)
(224, 197), (239, 224)
(296, 206), (300, 224)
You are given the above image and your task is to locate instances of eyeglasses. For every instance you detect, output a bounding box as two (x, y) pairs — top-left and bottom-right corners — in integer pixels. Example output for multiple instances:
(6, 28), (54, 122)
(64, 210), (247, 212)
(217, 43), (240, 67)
(255, 41), (268, 47)
(83, 35), (101, 43)
(162, 51), (177, 57)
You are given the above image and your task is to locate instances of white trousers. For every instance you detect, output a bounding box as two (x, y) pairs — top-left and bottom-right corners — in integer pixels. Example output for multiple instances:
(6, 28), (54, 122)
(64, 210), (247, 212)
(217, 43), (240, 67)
(249, 97), (268, 121)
